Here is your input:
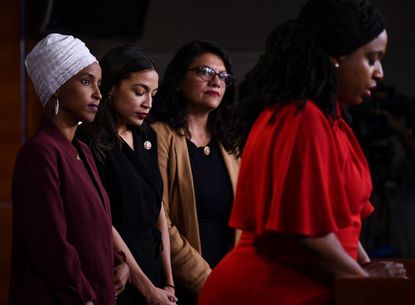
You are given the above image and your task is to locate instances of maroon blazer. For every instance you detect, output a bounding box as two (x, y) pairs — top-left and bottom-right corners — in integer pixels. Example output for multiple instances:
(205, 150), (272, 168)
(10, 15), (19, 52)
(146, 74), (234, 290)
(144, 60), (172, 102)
(9, 119), (115, 305)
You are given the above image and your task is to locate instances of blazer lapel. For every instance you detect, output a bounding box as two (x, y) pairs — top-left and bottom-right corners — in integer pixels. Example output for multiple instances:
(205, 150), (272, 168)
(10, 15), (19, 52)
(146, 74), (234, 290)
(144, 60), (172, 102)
(74, 138), (110, 213)
(122, 129), (163, 203)
(41, 120), (111, 216)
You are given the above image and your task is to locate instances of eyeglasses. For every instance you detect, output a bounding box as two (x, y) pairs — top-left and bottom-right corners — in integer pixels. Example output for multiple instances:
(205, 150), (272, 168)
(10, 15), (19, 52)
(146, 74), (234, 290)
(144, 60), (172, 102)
(187, 65), (234, 87)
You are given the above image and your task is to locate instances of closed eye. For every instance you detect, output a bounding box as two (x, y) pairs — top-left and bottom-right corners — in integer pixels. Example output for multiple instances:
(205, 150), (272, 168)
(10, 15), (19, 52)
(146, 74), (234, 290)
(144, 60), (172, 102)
(367, 50), (384, 66)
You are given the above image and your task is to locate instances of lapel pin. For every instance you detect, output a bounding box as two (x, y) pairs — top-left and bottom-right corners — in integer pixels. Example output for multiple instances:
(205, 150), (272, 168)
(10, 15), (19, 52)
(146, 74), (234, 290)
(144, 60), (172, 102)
(144, 141), (152, 150)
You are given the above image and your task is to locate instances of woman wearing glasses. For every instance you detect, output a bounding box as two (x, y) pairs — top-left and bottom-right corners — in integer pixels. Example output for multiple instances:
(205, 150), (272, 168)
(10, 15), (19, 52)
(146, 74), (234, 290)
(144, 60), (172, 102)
(151, 40), (240, 305)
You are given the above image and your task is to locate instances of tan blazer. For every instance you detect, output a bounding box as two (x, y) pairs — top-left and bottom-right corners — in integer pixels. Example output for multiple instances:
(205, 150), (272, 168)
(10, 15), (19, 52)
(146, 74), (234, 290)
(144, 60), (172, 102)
(152, 121), (240, 295)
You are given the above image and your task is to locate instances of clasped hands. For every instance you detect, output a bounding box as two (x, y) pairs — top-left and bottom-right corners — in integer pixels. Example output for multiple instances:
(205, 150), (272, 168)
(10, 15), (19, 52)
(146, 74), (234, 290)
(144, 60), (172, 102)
(362, 260), (407, 278)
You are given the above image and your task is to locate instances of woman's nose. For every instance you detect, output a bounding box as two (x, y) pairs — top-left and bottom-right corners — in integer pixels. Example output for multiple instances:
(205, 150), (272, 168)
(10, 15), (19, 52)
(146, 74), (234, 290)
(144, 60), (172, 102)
(209, 74), (222, 87)
(142, 95), (152, 109)
(93, 84), (102, 100)
(373, 62), (384, 81)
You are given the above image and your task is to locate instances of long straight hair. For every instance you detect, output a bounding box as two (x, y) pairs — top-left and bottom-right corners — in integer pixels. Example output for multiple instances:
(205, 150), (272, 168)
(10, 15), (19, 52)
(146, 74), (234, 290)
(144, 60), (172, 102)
(80, 45), (158, 164)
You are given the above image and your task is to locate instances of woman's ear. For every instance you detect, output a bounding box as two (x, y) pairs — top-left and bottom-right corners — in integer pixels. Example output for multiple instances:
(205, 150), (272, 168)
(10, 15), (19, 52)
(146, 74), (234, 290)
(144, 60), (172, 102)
(330, 57), (340, 69)
(108, 84), (120, 98)
(43, 94), (59, 118)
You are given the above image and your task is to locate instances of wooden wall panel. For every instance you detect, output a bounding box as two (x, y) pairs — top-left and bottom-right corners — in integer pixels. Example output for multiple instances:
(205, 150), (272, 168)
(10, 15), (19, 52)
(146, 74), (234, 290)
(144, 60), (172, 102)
(0, 1), (20, 304)
(0, 31), (20, 205)
(0, 207), (12, 304)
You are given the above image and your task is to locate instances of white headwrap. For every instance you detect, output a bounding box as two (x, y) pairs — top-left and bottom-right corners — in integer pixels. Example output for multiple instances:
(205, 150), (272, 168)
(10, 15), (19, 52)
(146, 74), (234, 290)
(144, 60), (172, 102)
(25, 33), (97, 106)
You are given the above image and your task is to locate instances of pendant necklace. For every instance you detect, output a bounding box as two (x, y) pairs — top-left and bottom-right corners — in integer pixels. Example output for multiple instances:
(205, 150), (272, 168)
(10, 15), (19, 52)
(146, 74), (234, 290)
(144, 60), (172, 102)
(203, 146), (211, 156)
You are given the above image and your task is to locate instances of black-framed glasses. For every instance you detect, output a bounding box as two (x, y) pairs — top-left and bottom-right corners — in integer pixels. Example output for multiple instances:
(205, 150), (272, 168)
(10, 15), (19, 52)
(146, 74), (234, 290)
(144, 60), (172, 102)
(187, 65), (234, 87)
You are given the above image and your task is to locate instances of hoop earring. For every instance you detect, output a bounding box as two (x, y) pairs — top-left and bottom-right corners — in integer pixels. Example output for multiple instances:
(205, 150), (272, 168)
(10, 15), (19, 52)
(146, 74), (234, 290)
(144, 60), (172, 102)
(54, 98), (60, 116)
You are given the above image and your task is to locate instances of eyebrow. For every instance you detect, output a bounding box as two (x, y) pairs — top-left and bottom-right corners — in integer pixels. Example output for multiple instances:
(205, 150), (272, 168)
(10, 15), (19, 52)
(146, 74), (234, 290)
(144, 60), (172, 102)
(78, 72), (96, 79)
(367, 50), (384, 57)
(132, 83), (158, 91)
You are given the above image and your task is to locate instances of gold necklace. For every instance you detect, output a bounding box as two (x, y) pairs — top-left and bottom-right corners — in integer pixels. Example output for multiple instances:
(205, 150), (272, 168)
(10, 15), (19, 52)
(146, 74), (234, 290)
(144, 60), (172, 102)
(186, 133), (211, 156)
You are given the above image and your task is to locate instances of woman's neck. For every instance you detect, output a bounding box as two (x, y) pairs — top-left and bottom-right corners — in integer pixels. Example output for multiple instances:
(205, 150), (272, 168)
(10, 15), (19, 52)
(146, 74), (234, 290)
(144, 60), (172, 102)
(50, 115), (78, 141)
(186, 113), (211, 147)
(116, 122), (134, 150)
(117, 122), (129, 137)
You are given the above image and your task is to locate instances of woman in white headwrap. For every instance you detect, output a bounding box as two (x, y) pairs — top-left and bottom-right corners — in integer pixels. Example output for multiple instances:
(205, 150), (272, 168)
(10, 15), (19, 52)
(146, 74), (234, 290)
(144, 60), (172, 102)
(9, 33), (119, 305)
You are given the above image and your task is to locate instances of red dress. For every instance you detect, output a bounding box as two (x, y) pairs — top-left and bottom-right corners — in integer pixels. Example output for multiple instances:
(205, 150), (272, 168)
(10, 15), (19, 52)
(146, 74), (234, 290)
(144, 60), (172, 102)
(198, 101), (374, 305)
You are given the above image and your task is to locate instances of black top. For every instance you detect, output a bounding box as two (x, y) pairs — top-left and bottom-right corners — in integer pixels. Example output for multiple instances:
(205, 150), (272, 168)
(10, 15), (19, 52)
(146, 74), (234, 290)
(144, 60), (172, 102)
(186, 139), (233, 268)
(79, 122), (163, 305)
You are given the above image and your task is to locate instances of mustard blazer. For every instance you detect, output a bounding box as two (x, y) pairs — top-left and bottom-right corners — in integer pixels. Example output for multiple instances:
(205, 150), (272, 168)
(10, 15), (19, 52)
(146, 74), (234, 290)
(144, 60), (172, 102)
(152, 121), (240, 295)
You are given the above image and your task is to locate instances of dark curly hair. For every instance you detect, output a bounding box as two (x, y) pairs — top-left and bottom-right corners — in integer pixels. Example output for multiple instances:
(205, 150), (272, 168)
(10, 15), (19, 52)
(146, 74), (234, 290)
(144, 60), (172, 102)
(234, 0), (385, 154)
(79, 45), (158, 164)
(150, 40), (238, 153)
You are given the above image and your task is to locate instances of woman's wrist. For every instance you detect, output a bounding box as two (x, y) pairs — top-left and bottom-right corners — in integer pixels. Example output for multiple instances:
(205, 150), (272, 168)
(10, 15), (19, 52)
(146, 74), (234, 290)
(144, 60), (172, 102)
(164, 284), (175, 290)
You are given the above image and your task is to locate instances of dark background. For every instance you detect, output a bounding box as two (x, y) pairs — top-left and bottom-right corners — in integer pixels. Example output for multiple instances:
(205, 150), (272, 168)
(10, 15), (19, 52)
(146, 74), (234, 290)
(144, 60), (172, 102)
(1, 1), (415, 303)
(29, 0), (415, 98)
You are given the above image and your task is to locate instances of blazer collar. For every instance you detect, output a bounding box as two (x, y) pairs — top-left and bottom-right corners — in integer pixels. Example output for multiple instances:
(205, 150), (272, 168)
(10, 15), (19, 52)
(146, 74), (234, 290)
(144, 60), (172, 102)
(39, 118), (111, 213)
(38, 118), (79, 159)
(121, 126), (163, 202)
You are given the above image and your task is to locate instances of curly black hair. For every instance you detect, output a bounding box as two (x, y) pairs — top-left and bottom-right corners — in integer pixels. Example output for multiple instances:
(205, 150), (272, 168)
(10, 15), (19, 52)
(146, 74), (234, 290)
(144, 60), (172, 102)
(150, 40), (238, 153)
(233, 0), (385, 154)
